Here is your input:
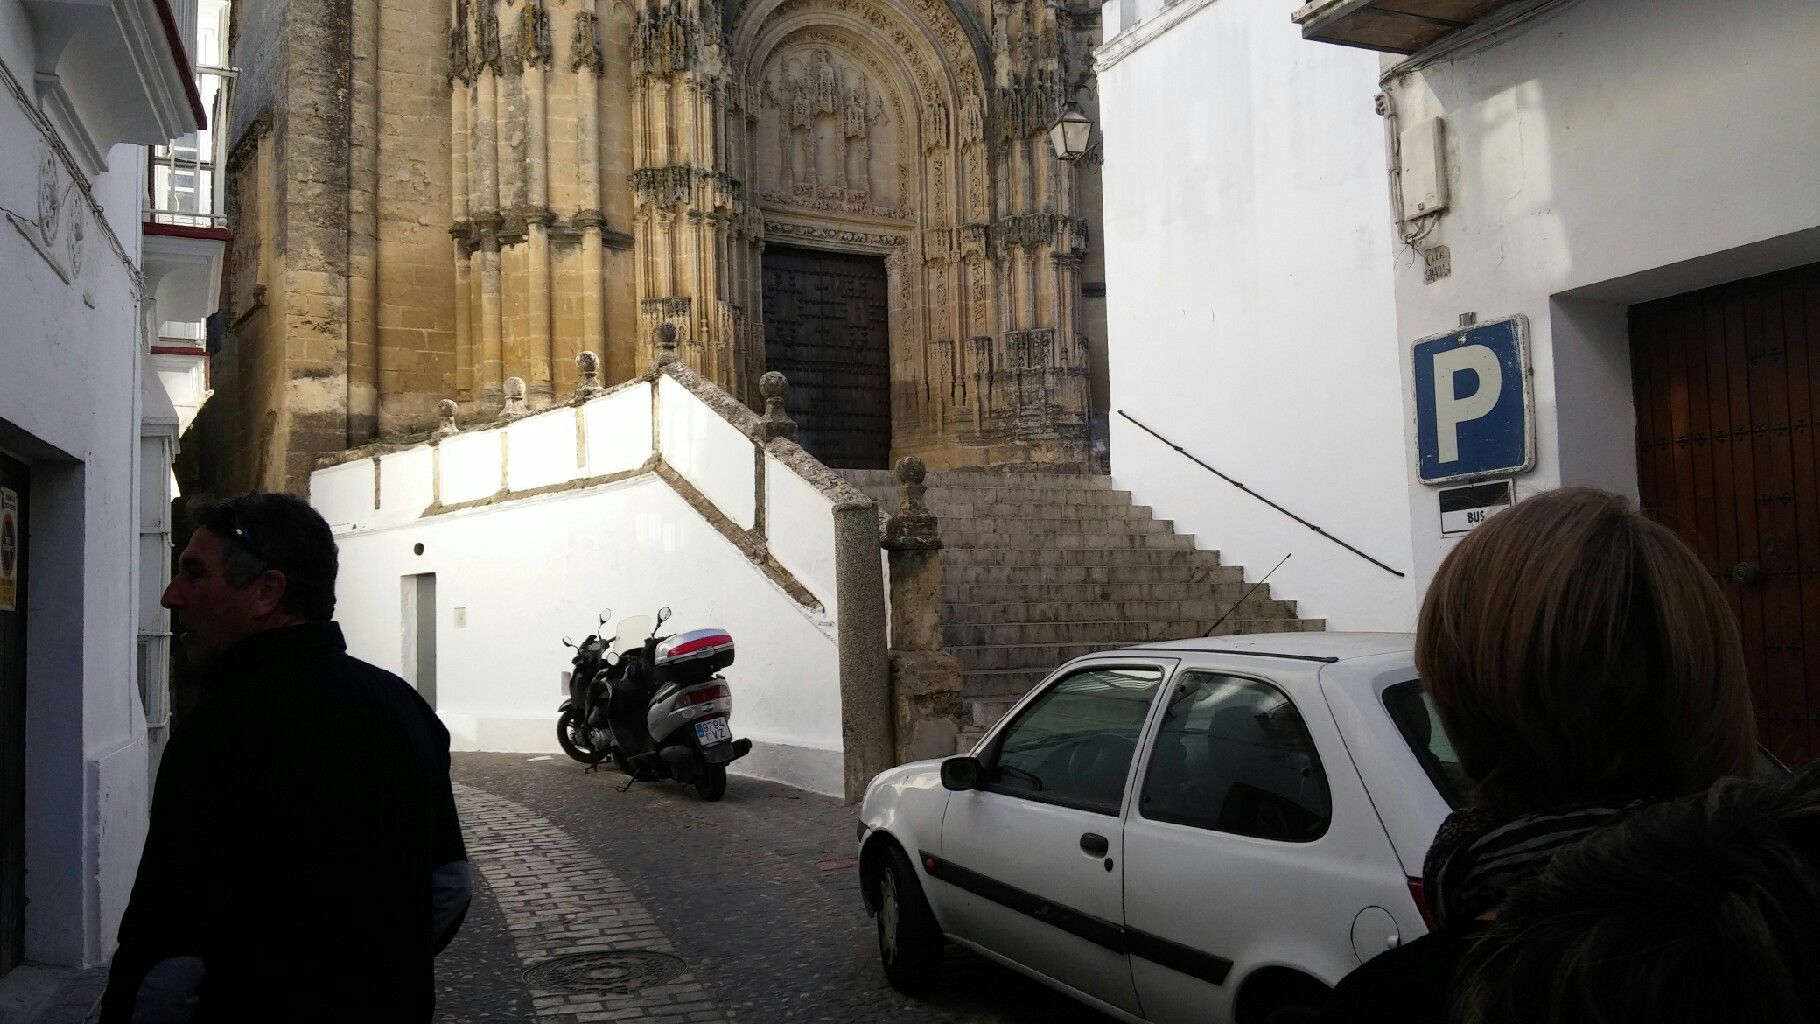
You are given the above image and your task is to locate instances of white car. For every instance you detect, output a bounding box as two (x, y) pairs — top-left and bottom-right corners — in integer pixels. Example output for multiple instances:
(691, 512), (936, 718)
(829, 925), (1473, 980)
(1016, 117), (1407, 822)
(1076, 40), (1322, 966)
(856, 633), (1463, 1024)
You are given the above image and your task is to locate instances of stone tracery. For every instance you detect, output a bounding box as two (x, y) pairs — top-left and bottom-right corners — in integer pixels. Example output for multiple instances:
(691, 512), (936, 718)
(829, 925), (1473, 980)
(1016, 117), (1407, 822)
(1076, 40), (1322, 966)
(440, 0), (1101, 468)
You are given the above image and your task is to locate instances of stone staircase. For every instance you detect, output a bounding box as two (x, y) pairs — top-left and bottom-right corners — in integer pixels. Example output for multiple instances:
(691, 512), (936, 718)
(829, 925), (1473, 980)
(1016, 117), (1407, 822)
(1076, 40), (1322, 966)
(840, 469), (1324, 750)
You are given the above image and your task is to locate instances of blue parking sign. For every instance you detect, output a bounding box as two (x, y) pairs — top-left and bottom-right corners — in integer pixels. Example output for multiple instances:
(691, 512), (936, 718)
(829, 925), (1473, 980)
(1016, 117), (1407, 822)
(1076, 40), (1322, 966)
(1412, 316), (1533, 484)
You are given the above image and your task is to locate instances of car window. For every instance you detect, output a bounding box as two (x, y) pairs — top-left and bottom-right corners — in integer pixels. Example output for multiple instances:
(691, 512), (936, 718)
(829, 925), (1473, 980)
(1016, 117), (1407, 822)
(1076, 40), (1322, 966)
(988, 666), (1164, 815)
(1383, 681), (1468, 810)
(1137, 671), (1331, 842)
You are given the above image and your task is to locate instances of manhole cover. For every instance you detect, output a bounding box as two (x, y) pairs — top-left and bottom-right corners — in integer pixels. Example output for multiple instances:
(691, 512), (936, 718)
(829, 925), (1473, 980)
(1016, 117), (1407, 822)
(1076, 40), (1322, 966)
(522, 950), (686, 994)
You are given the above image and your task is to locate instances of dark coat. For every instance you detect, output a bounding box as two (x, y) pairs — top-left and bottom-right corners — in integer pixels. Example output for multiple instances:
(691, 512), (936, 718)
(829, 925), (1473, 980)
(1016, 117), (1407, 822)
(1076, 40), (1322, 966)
(102, 622), (465, 1023)
(1318, 925), (1480, 1024)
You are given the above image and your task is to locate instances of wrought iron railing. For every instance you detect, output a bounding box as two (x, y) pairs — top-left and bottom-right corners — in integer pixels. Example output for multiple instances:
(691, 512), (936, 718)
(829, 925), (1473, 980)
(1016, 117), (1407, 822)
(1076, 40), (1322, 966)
(1117, 409), (1407, 577)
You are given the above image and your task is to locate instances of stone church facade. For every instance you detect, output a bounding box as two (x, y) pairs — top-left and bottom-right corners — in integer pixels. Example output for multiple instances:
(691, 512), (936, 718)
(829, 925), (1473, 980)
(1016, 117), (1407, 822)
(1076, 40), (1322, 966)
(183, 0), (1108, 494)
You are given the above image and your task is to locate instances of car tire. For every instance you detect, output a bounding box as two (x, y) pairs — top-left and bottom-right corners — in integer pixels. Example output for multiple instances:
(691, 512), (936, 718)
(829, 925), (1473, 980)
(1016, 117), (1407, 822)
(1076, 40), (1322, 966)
(1259, 1003), (1323, 1024)
(876, 844), (942, 995)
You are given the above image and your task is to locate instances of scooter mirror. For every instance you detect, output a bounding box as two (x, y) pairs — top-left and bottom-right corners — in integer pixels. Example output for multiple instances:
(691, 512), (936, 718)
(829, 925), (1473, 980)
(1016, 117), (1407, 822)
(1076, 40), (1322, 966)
(598, 607), (611, 626)
(562, 635), (575, 647)
(657, 606), (672, 625)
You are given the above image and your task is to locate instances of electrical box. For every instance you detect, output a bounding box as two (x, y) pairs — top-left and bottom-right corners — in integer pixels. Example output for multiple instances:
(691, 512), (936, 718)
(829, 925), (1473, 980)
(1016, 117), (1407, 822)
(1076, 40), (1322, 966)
(1399, 117), (1449, 219)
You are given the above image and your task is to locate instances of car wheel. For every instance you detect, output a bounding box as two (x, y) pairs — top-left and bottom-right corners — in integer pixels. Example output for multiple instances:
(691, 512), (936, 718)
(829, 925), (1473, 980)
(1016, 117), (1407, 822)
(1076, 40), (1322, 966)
(1259, 1003), (1323, 1024)
(876, 844), (942, 994)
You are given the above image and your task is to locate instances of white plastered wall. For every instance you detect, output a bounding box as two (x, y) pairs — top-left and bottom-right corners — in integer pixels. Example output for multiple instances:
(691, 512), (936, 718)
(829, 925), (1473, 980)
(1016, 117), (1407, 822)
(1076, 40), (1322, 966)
(314, 379), (856, 796)
(1097, 0), (1420, 630)
(1383, 0), (1820, 584)
(0, 101), (159, 965)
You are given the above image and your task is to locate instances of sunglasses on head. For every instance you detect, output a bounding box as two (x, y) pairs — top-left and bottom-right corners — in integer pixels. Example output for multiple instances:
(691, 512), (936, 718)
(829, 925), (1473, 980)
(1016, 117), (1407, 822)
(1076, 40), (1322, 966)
(224, 504), (270, 566)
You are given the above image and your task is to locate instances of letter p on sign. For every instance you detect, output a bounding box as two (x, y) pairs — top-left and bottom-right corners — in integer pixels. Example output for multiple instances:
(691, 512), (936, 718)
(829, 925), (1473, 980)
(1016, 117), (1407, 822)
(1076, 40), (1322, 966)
(1413, 316), (1532, 484)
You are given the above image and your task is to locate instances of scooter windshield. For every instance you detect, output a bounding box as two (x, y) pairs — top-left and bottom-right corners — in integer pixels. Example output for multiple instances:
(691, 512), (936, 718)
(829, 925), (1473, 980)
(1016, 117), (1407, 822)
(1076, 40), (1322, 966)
(611, 615), (654, 655)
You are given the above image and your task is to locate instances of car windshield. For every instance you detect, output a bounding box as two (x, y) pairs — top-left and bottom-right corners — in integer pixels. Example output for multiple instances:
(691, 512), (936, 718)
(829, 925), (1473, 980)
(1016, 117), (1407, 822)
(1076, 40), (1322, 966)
(1383, 681), (1468, 810)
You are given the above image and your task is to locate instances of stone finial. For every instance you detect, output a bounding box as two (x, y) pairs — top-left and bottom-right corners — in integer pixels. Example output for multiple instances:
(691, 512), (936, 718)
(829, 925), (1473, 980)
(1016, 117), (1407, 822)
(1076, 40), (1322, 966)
(758, 370), (798, 442)
(500, 376), (529, 420)
(654, 323), (679, 367)
(884, 455), (940, 550)
(574, 350), (602, 399)
(436, 399), (460, 436)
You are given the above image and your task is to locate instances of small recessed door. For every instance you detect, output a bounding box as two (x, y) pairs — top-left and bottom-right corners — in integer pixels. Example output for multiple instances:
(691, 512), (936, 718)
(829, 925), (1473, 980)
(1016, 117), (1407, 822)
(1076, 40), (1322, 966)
(401, 573), (437, 709)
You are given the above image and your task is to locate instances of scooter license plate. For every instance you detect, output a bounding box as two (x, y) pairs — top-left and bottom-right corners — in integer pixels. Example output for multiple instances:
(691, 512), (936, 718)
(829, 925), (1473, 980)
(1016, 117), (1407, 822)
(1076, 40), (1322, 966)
(695, 717), (732, 746)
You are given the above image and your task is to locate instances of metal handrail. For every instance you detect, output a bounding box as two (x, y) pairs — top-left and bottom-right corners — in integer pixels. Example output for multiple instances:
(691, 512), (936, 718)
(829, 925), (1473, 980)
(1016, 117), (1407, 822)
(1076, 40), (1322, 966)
(1117, 409), (1407, 578)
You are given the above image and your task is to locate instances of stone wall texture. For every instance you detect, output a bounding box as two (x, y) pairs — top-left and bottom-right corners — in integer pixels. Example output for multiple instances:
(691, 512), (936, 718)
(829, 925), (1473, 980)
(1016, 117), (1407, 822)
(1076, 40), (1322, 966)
(183, 0), (1109, 497)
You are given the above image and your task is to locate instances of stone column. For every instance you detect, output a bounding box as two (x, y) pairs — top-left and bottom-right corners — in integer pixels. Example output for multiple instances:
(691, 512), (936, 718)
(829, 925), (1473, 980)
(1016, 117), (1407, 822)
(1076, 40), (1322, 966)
(882, 456), (963, 762)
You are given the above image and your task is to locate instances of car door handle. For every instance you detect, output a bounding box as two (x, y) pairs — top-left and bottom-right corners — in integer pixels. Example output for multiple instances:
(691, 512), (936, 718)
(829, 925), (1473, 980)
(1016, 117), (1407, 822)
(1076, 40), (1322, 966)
(1080, 832), (1110, 857)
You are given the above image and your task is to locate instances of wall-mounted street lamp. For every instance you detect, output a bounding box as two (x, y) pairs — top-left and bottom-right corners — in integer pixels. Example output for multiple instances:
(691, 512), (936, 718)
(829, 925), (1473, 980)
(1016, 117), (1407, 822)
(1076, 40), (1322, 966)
(1049, 100), (1093, 161)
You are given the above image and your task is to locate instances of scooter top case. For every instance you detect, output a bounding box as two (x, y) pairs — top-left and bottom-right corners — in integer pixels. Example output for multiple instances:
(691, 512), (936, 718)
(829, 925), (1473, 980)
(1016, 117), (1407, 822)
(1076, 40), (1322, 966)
(653, 628), (734, 685)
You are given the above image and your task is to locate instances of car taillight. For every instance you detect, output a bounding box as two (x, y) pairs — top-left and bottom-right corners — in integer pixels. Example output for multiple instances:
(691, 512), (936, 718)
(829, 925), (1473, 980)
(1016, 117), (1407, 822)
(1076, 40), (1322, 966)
(1407, 877), (1437, 931)
(680, 683), (730, 708)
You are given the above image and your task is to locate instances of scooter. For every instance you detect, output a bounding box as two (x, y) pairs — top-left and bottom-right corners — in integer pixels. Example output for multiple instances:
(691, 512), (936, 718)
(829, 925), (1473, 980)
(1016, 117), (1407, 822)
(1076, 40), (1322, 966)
(555, 608), (617, 767)
(557, 606), (752, 801)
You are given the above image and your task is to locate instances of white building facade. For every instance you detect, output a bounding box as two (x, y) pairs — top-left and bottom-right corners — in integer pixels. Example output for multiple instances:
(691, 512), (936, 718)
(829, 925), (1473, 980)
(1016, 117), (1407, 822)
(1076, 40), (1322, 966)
(1098, 0), (1820, 765)
(0, 0), (204, 983)
(1096, 0), (1421, 632)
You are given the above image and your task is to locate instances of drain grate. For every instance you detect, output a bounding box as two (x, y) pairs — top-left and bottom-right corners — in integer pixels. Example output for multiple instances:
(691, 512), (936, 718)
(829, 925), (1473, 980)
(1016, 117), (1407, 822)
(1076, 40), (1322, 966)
(522, 950), (687, 995)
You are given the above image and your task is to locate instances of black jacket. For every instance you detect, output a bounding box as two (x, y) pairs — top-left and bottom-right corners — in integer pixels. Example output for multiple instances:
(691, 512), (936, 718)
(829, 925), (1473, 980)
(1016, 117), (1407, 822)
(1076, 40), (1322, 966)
(1318, 925), (1480, 1024)
(102, 623), (466, 1022)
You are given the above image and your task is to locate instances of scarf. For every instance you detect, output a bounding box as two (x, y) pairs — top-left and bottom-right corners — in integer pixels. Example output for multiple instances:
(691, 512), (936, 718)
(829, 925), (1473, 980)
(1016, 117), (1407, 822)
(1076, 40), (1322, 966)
(1422, 801), (1646, 929)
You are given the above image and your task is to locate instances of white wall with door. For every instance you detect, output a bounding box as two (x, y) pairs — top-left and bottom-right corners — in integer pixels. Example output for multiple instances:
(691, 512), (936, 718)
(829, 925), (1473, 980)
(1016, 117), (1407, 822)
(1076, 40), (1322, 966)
(0, 0), (201, 974)
(1096, 0), (1420, 631)
(1377, 0), (1820, 582)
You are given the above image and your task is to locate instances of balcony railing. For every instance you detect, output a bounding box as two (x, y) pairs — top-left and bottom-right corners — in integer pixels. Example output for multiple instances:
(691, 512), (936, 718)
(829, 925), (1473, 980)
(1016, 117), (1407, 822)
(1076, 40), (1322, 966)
(145, 65), (236, 229)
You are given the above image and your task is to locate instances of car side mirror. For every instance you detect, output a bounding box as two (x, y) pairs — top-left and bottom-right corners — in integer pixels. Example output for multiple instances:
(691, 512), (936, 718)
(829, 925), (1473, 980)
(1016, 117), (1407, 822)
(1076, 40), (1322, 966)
(940, 755), (985, 792)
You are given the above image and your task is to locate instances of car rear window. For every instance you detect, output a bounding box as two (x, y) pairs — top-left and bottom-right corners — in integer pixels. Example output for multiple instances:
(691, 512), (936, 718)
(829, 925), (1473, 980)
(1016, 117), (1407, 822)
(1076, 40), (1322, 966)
(1383, 681), (1467, 810)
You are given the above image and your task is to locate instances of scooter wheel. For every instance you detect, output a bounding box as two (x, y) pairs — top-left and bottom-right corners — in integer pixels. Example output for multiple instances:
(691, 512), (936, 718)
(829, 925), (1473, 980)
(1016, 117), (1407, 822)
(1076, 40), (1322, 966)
(694, 764), (728, 801)
(557, 709), (609, 765)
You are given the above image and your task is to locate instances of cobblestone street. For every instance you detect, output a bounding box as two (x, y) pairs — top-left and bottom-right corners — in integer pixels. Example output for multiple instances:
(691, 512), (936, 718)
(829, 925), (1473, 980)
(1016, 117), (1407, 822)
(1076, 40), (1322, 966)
(438, 753), (1113, 1024)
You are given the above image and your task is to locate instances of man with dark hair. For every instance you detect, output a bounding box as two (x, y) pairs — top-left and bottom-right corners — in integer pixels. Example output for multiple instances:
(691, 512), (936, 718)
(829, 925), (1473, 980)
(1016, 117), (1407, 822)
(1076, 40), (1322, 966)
(102, 492), (470, 1023)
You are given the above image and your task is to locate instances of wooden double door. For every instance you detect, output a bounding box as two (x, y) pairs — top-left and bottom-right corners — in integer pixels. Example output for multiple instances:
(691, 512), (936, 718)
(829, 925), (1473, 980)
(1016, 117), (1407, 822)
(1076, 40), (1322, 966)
(1631, 262), (1820, 768)
(761, 245), (892, 470)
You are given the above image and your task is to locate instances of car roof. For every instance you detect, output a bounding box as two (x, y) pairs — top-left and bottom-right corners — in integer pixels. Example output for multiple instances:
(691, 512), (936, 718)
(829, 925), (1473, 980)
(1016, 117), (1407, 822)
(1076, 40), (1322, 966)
(1104, 631), (1414, 665)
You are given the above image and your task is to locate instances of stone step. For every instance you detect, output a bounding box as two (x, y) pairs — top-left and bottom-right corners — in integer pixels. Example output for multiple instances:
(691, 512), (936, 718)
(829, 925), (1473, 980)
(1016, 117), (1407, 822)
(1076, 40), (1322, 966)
(932, 501), (1158, 521)
(961, 668), (1052, 697)
(941, 516), (1177, 539)
(842, 470), (1118, 491)
(950, 641), (1133, 671)
(964, 694), (1022, 730)
(942, 547), (1223, 568)
(947, 619), (1230, 647)
(941, 530), (1195, 552)
(853, 485), (1136, 508)
(941, 564), (1240, 589)
(948, 622), (1323, 671)
(943, 575), (1249, 602)
(943, 594), (1298, 626)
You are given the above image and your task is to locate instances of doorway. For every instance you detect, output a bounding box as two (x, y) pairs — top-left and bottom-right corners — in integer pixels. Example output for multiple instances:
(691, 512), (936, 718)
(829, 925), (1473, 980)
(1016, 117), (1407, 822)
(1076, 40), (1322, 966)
(761, 245), (892, 470)
(401, 573), (437, 709)
(1630, 262), (1819, 768)
(1, 453), (28, 975)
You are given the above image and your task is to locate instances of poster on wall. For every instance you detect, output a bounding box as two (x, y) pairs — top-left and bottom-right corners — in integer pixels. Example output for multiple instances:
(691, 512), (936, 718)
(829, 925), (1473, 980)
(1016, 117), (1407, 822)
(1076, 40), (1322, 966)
(0, 487), (17, 611)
